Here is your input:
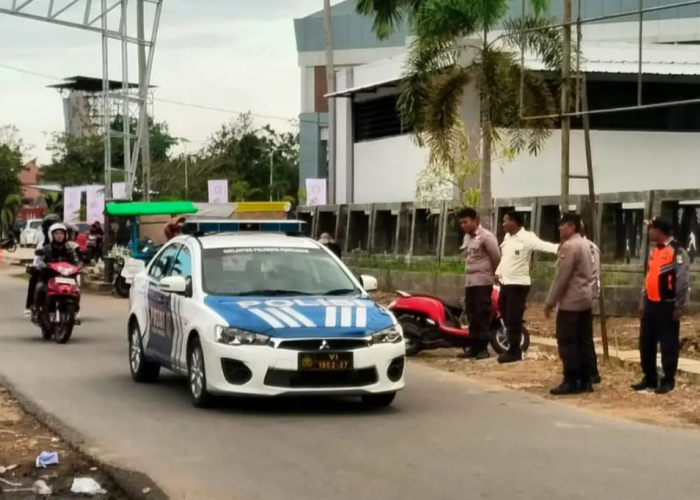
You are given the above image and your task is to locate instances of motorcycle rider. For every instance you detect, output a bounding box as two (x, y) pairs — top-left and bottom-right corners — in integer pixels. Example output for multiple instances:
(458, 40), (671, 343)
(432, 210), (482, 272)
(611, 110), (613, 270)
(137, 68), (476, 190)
(33, 223), (81, 322)
(88, 221), (104, 263)
(24, 214), (61, 317)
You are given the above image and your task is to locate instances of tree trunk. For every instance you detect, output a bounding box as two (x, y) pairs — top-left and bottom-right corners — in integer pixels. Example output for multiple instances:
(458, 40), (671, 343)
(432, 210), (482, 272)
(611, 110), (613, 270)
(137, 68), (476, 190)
(480, 118), (493, 230)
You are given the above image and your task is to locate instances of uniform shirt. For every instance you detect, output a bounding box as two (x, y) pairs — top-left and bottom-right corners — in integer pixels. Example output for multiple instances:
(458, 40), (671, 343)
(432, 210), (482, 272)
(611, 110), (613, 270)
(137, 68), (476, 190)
(642, 238), (689, 309)
(460, 226), (501, 287)
(545, 234), (593, 312)
(495, 229), (559, 286)
(585, 237), (601, 299)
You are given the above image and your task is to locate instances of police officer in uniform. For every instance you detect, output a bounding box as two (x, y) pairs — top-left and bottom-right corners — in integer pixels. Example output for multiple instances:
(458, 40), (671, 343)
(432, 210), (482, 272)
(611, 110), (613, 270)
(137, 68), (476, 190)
(632, 216), (689, 394)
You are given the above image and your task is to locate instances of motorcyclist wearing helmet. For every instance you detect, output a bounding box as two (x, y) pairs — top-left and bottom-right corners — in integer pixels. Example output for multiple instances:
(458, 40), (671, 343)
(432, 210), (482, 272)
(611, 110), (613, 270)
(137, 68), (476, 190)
(32, 223), (80, 322)
(24, 213), (62, 317)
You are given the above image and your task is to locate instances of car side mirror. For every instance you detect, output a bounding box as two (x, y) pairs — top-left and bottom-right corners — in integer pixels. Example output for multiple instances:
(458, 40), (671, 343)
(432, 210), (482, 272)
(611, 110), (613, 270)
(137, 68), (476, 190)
(360, 275), (378, 292)
(159, 276), (188, 295)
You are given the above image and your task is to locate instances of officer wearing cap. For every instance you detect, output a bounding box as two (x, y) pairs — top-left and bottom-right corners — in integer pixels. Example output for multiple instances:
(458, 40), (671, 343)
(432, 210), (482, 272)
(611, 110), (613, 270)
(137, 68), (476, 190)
(632, 216), (690, 394)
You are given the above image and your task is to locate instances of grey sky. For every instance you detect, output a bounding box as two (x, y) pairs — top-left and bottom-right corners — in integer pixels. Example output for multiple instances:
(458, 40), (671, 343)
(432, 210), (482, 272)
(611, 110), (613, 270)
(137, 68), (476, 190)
(0, 0), (333, 163)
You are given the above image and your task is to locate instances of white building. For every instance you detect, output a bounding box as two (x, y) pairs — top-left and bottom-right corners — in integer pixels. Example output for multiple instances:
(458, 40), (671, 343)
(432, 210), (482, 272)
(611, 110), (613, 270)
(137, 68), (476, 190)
(295, 0), (700, 205)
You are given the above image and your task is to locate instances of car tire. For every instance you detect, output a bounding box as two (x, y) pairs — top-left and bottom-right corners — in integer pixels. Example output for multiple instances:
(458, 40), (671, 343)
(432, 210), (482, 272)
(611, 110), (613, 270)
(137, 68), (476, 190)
(129, 322), (160, 383)
(188, 338), (213, 408)
(361, 392), (396, 409)
(397, 315), (423, 357)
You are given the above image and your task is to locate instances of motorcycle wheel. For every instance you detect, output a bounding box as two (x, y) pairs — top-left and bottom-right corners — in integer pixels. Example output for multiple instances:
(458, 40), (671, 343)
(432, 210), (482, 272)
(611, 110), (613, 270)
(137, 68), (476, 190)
(4, 241), (17, 253)
(489, 324), (530, 354)
(55, 304), (76, 344)
(40, 311), (53, 340)
(397, 315), (424, 357)
(114, 275), (131, 298)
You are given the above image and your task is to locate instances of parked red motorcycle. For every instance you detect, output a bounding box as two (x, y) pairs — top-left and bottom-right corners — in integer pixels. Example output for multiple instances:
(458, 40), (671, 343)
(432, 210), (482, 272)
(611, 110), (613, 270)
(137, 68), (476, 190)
(33, 261), (81, 344)
(387, 286), (530, 356)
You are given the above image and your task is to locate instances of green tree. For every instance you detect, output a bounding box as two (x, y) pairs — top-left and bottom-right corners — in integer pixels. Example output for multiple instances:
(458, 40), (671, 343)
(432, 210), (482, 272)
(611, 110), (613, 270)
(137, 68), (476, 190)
(152, 115), (300, 203)
(358, 0), (563, 228)
(1, 194), (22, 235)
(39, 192), (64, 215)
(0, 125), (24, 216)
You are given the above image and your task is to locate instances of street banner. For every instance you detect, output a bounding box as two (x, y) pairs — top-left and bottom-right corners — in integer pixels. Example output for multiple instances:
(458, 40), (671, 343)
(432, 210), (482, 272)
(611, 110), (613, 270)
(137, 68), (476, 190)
(86, 185), (105, 225)
(305, 178), (327, 206)
(63, 187), (81, 223)
(112, 182), (127, 200)
(208, 179), (229, 204)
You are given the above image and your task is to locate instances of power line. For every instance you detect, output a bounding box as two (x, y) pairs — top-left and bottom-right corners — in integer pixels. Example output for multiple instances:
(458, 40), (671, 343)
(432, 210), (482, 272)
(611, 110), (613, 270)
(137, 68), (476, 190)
(0, 61), (323, 126)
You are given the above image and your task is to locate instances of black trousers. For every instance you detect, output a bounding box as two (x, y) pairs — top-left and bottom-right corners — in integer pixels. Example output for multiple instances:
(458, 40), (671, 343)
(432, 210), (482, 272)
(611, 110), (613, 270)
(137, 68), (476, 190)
(498, 285), (530, 354)
(556, 309), (594, 382)
(26, 272), (39, 309)
(640, 300), (680, 385)
(465, 285), (493, 351)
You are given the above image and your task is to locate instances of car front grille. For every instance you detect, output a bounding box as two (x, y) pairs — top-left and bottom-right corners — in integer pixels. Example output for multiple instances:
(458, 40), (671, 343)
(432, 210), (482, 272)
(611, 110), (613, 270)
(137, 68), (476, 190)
(264, 368), (378, 389)
(276, 338), (369, 351)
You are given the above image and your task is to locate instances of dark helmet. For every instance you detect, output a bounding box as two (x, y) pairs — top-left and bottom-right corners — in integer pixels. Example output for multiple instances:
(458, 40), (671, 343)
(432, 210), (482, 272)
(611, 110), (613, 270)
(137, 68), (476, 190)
(42, 214), (62, 234)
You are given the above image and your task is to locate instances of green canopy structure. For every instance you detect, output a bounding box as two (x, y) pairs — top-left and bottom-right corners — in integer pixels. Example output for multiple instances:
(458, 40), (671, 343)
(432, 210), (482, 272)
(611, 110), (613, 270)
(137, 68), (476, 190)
(105, 201), (198, 217)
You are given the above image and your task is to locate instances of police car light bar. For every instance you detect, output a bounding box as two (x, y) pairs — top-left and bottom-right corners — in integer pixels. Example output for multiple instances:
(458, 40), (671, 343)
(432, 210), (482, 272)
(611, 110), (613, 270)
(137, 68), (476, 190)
(182, 219), (306, 236)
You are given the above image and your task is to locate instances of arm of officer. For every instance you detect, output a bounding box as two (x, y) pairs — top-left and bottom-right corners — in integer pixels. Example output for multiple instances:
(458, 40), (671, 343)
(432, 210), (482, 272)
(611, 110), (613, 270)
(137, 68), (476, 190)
(484, 233), (501, 271)
(545, 242), (575, 309)
(528, 232), (559, 255)
(675, 247), (690, 312)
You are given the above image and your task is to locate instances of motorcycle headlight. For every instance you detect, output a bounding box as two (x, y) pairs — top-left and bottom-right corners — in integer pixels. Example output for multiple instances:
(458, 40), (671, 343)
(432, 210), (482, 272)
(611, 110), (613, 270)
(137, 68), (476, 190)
(215, 326), (270, 346)
(59, 268), (73, 276)
(369, 325), (403, 345)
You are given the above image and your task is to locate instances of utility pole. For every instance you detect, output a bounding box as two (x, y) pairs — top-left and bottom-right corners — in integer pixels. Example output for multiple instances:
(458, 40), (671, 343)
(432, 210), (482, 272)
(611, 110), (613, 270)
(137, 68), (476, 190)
(323, 0), (336, 204)
(560, 0), (572, 214)
(270, 150), (275, 202)
(137, 0), (152, 201)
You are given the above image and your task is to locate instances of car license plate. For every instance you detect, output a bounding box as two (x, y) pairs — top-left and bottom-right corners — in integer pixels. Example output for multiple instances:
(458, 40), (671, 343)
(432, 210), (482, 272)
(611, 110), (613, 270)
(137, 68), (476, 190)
(55, 278), (76, 285)
(298, 352), (353, 371)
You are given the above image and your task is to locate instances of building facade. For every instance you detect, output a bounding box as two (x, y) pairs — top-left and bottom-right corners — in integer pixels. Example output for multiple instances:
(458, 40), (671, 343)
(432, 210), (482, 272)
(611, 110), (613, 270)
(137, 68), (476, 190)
(295, 0), (700, 204)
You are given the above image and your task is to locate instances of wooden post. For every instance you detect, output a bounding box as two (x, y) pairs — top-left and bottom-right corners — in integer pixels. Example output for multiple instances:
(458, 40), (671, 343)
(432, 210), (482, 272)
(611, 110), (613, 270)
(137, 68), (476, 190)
(581, 73), (610, 362)
(560, 0), (573, 214)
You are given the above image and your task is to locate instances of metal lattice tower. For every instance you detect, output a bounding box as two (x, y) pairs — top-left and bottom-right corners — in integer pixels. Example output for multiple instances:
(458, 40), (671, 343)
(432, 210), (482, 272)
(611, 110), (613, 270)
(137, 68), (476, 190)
(0, 0), (164, 200)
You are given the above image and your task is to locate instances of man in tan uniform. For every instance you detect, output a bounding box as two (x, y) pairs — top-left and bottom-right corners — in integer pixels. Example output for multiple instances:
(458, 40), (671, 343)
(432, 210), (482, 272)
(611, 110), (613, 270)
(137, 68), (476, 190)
(459, 208), (501, 360)
(544, 213), (594, 396)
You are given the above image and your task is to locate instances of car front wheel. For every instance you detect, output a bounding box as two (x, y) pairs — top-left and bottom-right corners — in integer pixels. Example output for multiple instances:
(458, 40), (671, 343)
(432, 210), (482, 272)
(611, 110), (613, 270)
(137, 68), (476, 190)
(129, 322), (160, 383)
(188, 338), (213, 408)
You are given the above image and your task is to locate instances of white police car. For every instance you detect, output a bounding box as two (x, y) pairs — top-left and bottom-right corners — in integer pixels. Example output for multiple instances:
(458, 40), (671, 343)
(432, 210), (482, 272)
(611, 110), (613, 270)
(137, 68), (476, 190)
(127, 232), (406, 408)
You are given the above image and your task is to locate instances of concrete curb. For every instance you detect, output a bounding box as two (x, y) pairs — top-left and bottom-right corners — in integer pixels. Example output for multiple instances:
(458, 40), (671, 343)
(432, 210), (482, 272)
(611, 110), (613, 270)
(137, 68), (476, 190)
(0, 374), (167, 500)
(530, 335), (700, 384)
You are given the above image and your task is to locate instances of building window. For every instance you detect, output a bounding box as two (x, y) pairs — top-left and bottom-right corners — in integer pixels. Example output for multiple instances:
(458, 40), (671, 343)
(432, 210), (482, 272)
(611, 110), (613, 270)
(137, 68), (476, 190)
(353, 94), (408, 142)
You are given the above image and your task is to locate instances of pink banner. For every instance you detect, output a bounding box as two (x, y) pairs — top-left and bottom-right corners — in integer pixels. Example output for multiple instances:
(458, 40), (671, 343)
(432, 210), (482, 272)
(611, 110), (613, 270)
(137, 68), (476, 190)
(86, 185), (105, 225)
(63, 187), (81, 223)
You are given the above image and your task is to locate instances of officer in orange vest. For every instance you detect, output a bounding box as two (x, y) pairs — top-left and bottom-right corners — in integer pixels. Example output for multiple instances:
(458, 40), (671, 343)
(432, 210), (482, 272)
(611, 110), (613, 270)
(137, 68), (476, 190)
(632, 216), (690, 394)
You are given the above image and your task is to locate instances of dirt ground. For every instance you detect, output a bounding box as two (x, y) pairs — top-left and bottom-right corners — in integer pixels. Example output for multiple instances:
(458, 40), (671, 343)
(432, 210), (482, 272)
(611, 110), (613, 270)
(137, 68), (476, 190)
(371, 292), (700, 429)
(413, 347), (700, 429)
(0, 386), (130, 499)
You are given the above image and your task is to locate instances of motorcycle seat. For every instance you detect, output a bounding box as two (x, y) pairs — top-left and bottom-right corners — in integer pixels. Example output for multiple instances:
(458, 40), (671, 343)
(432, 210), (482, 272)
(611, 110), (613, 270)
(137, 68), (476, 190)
(404, 293), (464, 312)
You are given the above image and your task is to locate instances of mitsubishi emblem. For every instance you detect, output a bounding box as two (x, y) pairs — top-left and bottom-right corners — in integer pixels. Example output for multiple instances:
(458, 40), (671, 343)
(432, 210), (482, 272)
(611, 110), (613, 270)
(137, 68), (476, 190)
(319, 340), (330, 350)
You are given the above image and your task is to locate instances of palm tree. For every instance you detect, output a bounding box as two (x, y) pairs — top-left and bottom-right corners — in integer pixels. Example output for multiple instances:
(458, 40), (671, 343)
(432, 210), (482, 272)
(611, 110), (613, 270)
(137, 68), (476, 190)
(1, 194), (22, 236)
(39, 192), (64, 215)
(358, 0), (564, 228)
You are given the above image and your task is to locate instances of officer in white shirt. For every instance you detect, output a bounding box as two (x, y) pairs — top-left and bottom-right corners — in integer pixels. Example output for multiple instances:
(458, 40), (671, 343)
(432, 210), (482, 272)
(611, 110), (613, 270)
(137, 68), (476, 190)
(495, 211), (560, 363)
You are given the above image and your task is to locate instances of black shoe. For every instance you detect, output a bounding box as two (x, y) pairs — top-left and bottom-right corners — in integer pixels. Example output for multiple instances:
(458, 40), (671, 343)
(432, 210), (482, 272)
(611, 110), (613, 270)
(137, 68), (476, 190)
(579, 379), (594, 393)
(655, 380), (675, 395)
(591, 374), (602, 385)
(550, 380), (580, 396)
(475, 350), (491, 361)
(631, 378), (657, 392)
(458, 348), (480, 359)
(497, 351), (522, 364)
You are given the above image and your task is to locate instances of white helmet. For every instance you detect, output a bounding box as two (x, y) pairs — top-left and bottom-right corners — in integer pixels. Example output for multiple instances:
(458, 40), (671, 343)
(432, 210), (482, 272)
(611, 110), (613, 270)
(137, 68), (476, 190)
(48, 223), (68, 242)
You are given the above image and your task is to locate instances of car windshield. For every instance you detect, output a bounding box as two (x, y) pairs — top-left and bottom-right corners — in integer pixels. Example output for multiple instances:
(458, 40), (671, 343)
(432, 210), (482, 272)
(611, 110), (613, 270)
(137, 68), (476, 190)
(29, 221), (41, 230)
(202, 246), (359, 297)
(76, 224), (91, 233)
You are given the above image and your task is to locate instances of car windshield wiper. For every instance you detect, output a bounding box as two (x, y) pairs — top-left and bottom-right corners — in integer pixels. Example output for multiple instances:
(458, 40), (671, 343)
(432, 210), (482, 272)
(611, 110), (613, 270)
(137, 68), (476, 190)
(234, 290), (313, 297)
(322, 288), (359, 296)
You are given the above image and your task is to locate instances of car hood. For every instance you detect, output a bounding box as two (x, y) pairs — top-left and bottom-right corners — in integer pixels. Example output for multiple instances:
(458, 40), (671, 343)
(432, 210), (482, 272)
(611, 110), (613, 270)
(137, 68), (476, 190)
(203, 295), (394, 338)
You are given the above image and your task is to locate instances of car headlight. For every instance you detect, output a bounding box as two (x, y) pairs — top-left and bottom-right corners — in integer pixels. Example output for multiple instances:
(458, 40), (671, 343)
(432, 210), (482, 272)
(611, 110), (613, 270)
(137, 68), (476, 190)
(369, 325), (403, 345)
(215, 326), (270, 346)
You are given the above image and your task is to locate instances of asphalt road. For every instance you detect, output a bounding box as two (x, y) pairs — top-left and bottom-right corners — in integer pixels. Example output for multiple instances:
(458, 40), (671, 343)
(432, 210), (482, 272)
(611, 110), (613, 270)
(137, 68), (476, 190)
(2, 273), (700, 500)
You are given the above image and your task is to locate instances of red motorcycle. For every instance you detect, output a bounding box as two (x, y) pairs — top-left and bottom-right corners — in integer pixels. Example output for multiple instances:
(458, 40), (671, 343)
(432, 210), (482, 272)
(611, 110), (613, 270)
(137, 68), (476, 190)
(387, 286), (530, 357)
(33, 261), (81, 344)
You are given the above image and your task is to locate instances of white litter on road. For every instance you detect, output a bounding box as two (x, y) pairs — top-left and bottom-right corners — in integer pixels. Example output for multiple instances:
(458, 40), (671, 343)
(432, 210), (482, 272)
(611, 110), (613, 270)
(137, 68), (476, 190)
(32, 479), (53, 496)
(71, 477), (107, 495)
(0, 464), (18, 474)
